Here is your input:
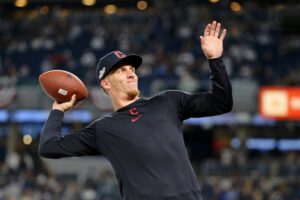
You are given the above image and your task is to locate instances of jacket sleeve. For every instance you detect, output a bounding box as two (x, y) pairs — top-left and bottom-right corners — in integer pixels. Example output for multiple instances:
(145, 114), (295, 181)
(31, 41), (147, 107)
(165, 57), (233, 120)
(38, 109), (100, 159)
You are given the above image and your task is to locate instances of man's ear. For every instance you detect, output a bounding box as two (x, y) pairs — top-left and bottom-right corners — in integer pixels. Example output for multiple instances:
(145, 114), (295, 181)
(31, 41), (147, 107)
(101, 79), (110, 91)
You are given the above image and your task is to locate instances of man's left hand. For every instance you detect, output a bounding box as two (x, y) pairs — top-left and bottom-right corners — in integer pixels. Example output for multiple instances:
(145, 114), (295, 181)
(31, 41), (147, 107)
(200, 21), (227, 59)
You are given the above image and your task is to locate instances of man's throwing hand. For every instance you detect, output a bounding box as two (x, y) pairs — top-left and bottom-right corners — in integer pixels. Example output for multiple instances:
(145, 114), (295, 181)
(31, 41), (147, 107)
(200, 21), (227, 59)
(52, 94), (77, 112)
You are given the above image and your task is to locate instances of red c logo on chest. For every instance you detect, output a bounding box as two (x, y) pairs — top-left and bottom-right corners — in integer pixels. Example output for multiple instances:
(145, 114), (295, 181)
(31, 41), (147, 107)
(129, 107), (142, 123)
(129, 107), (139, 115)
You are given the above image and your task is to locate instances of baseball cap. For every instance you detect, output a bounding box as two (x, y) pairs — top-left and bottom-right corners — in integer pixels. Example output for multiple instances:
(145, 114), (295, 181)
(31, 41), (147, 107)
(96, 50), (142, 81)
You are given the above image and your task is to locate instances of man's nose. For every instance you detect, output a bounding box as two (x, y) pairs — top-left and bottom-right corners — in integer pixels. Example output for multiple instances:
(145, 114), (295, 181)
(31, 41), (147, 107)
(127, 70), (135, 79)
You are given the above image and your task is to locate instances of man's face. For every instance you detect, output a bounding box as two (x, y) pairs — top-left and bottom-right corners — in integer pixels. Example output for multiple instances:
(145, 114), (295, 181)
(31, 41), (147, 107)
(102, 65), (139, 99)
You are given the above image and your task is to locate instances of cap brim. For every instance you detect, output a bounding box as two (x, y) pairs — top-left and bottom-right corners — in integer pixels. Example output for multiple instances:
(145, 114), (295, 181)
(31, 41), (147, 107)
(112, 54), (142, 70)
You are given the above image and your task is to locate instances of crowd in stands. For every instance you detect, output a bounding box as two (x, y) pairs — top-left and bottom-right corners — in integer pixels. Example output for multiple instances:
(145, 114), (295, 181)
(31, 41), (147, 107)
(0, 151), (299, 200)
(1, 1), (300, 96)
(199, 151), (300, 200)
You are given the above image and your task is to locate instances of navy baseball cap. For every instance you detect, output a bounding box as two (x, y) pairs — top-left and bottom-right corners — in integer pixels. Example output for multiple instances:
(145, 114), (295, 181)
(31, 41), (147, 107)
(96, 50), (142, 81)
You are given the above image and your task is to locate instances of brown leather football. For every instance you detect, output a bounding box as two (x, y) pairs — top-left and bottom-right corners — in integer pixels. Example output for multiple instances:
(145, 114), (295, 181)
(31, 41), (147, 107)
(39, 70), (88, 103)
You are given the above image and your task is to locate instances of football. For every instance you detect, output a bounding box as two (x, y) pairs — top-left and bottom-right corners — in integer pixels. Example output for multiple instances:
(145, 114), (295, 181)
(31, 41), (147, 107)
(39, 70), (88, 103)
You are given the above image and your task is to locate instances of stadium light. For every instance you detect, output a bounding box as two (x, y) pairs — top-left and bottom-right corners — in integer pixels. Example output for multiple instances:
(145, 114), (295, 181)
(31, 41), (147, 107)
(82, 0), (96, 7)
(104, 4), (117, 14)
(230, 1), (242, 12)
(209, 0), (220, 3)
(15, 0), (27, 8)
(23, 134), (33, 145)
(137, 1), (148, 10)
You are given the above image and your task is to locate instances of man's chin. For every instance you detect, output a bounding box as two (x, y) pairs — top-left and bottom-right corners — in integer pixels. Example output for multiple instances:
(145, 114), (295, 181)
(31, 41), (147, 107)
(127, 89), (139, 100)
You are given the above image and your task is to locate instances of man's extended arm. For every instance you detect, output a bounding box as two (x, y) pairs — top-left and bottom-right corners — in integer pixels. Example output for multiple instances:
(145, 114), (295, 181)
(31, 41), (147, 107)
(164, 57), (232, 120)
(163, 21), (232, 120)
(39, 96), (99, 158)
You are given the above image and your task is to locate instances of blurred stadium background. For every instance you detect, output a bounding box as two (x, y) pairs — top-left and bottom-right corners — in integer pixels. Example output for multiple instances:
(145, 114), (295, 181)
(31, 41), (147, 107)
(1, 0), (300, 199)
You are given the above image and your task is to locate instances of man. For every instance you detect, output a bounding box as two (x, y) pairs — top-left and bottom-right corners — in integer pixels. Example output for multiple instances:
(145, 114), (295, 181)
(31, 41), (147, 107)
(39, 21), (232, 200)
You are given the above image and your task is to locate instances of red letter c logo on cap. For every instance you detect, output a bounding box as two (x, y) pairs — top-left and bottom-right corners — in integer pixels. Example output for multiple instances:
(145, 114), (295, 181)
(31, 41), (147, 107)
(114, 51), (126, 58)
